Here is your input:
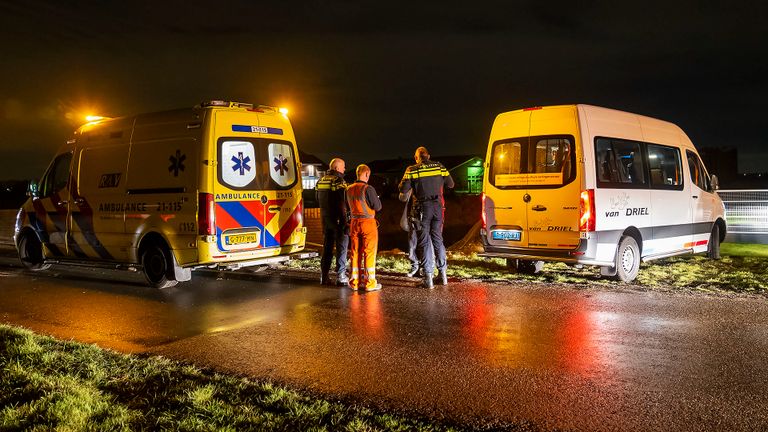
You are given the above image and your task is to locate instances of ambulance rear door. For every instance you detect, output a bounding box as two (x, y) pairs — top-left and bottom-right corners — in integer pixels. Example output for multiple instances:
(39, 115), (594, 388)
(212, 110), (299, 253)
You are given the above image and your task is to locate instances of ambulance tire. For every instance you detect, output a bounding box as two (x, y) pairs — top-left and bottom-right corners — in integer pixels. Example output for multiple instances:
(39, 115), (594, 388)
(141, 241), (178, 289)
(18, 232), (51, 271)
(614, 235), (640, 283)
(517, 259), (544, 275)
(707, 224), (721, 260)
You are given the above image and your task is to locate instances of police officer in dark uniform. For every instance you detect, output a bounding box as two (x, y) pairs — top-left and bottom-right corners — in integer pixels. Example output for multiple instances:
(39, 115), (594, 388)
(316, 158), (349, 286)
(398, 147), (454, 288)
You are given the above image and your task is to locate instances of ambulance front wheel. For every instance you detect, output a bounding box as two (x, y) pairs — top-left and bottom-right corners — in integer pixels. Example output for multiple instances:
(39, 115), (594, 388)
(141, 241), (178, 289)
(613, 235), (640, 283)
(17, 231), (51, 271)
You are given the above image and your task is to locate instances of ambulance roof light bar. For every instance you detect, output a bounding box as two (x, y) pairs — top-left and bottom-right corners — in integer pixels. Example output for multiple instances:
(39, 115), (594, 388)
(199, 101), (280, 113)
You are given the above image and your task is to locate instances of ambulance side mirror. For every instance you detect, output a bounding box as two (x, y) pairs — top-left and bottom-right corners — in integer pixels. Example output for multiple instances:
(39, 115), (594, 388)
(27, 180), (39, 198)
(709, 174), (719, 192)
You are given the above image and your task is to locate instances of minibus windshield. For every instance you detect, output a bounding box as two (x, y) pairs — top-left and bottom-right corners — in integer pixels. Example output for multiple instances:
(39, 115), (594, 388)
(490, 135), (575, 188)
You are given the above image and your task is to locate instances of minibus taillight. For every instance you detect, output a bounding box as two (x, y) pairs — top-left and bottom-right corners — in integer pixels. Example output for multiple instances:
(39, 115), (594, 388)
(579, 189), (595, 232)
(198, 193), (215, 235)
(481, 193), (487, 229)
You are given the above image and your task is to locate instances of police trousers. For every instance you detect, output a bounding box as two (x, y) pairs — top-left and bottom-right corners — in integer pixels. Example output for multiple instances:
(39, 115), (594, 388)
(417, 200), (447, 275)
(321, 219), (349, 279)
(348, 218), (378, 288)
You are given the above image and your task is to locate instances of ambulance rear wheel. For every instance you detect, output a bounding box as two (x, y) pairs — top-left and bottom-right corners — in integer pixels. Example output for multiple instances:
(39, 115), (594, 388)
(18, 232), (50, 271)
(141, 242), (178, 289)
(614, 236), (640, 283)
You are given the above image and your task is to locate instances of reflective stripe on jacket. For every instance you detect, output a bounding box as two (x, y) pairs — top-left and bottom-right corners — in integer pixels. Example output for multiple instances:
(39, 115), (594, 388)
(346, 182), (375, 219)
(398, 159), (455, 202)
(316, 170), (347, 222)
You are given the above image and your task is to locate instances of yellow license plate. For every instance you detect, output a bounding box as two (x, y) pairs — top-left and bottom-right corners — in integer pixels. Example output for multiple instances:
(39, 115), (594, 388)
(225, 233), (260, 245)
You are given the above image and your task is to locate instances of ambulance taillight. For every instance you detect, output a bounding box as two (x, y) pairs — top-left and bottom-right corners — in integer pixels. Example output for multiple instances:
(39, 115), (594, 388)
(198, 193), (215, 235)
(579, 189), (595, 232)
(481, 192), (487, 229)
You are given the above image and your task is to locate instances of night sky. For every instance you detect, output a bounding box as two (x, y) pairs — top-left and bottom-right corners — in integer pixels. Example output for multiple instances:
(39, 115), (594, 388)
(1, 1), (767, 180)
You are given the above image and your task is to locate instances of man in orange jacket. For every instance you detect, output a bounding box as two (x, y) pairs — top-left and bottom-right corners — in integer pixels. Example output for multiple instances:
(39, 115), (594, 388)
(346, 164), (383, 291)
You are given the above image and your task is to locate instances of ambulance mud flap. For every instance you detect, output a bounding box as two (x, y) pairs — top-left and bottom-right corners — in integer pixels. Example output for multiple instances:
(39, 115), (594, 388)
(172, 252), (192, 282)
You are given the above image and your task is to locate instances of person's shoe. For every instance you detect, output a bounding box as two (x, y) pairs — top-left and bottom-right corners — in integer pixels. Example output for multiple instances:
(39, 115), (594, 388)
(406, 267), (420, 277)
(437, 270), (448, 286)
(320, 274), (333, 285)
(364, 283), (382, 292)
(336, 277), (350, 287)
(423, 277), (434, 289)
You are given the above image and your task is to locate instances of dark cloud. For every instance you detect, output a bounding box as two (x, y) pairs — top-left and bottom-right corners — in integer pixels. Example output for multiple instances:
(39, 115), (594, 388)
(1, 0), (767, 178)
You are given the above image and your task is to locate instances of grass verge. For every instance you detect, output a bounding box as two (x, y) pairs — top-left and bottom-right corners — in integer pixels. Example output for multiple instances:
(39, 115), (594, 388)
(288, 243), (768, 294)
(0, 325), (462, 432)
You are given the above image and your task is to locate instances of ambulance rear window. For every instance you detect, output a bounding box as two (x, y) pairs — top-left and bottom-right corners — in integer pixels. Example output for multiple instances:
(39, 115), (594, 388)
(217, 138), (297, 190)
(490, 135), (576, 189)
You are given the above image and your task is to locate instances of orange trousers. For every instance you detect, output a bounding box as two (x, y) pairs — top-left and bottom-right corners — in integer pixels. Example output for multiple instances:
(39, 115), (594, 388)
(348, 218), (378, 288)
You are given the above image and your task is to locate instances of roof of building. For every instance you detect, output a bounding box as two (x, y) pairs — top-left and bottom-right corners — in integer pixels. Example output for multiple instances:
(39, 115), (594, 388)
(298, 150), (328, 169)
(365, 154), (482, 175)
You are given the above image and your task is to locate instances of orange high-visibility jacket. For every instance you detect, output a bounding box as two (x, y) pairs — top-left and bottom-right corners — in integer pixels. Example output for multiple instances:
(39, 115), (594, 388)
(346, 182), (376, 219)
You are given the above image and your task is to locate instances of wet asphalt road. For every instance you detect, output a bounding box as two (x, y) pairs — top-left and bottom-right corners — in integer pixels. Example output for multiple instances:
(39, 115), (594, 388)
(1, 254), (767, 431)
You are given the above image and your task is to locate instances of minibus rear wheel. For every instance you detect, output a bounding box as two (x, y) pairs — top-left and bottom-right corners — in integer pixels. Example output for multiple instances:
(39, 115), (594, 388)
(140, 240), (178, 289)
(614, 235), (640, 283)
(515, 259), (544, 274)
(707, 224), (721, 260)
(17, 231), (51, 271)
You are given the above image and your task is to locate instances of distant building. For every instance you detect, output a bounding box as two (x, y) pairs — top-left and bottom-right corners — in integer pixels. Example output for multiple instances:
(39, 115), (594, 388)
(365, 154), (484, 197)
(298, 150), (328, 208)
(298, 150), (328, 190)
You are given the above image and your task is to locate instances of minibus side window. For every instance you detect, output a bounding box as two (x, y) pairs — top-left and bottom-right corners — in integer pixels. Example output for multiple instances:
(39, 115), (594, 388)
(686, 150), (710, 191)
(647, 144), (683, 190)
(595, 138), (646, 188)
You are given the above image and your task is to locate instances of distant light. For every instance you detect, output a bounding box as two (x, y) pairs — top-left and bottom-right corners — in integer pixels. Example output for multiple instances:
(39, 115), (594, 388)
(278, 107), (289, 116)
(85, 115), (106, 122)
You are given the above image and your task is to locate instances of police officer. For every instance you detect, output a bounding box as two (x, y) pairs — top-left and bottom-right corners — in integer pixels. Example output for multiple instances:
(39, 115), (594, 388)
(398, 147), (454, 288)
(316, 158), (349, 286)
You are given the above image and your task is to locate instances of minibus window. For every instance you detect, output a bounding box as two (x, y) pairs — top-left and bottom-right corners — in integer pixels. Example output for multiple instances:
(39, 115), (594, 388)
(490, 135), (575, 189)
(595, 138), (646, 188)
(686, 150), (710, 191)
(647, 144), (683, 190)
(218, 138), (297, 191)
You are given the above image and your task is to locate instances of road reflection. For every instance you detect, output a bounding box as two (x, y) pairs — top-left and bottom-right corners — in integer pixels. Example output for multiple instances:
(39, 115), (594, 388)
(459, 283), (604, 376)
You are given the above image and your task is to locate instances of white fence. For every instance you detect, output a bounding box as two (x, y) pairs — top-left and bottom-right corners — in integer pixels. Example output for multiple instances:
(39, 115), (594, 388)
(718, 189), (768, 244)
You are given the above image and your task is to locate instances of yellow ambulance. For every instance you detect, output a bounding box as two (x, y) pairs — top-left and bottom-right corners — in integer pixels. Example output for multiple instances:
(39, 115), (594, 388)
(15, 101), (314, 287)
(480, 104), (726, 282)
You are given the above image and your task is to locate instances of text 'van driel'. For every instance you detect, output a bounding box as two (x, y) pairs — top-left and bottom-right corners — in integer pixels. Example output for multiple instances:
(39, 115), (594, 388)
(15, 101), (316, 287)
(480, 104), (726, 282)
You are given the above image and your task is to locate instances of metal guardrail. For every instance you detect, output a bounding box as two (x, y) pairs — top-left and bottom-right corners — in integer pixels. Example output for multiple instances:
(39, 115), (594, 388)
(718, 190), (768, 234)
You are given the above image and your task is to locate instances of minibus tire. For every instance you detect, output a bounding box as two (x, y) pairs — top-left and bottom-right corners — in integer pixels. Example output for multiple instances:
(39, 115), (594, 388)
(18, 232), (51, 271)
(614, 236), (640, 283)
(518, 259), (544, 274)
(707, 224), (721, 260)
(141, 242), (178, 289)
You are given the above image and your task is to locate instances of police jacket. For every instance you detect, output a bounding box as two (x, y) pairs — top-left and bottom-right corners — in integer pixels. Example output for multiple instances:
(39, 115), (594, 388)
(316, 170), (347, 224)
(346, 181), (382, 219)
(398, 159), (455, 203)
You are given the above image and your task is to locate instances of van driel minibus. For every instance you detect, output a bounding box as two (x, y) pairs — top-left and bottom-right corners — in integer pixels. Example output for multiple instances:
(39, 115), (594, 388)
(480, 104), (726, 282)
(15, 101), (315, 288)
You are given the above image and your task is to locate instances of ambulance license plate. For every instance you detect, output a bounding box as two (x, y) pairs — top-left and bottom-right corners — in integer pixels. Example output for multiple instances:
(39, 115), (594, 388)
(225, 233), (260, 246)
(492, 230), (521, 241)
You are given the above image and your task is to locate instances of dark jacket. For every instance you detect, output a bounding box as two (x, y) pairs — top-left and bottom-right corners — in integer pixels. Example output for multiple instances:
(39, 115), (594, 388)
(316, 170), (347, 224)
(398, 159), (455, 203)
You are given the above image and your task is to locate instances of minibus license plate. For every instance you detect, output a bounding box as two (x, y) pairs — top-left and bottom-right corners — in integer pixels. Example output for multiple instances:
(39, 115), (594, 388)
(225, 233), (260, 245)
(492, 230), (521, 241)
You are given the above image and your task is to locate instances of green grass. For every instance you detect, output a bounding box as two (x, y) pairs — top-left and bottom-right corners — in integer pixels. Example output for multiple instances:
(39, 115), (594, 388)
(0, 325), (463, 432)
(289, 245), (768, 294)
(720, 242), (768, 257)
